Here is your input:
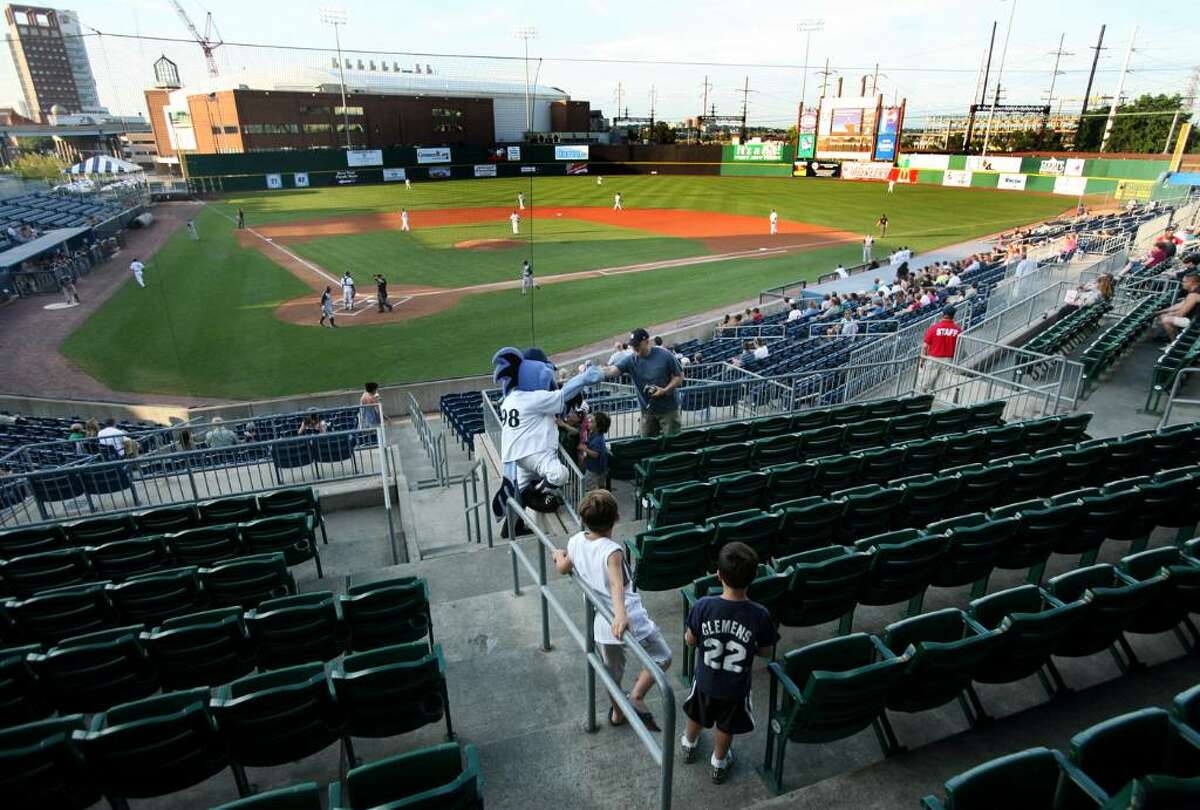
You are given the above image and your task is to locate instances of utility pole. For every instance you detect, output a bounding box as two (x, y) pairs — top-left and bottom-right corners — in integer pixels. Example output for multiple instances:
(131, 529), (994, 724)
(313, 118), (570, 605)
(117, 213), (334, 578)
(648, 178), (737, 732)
(614, 81), (625, 122)
(1100, 26), (1136, 153)
(1041, 33), (1072, 143)
(648, 85), (657, 141)
(1078, 24), (1107, 145)
(319, 8), (351, 149)
(981, 0), (1017, 157)
(965, 21), (997, 152)
(515, 26), (537, 139)
(1163, 109), (1182, 154)
(797, 19), (824, 109)
(738, 76), (751, 142)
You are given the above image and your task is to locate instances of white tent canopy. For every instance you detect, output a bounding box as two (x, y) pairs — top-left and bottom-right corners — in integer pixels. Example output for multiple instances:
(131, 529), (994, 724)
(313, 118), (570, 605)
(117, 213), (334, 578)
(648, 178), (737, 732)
(63, 155), (143, 175)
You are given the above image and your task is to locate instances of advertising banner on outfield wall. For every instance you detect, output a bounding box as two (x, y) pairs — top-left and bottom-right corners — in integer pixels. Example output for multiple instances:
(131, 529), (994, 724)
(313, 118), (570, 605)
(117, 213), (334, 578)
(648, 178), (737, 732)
(998, 173), (1027, 191)
(842, 162), (894, 181)
(796, 134), (816, 159)
(507, 146), (521, 161)
(902, 154), (951, 170)
(293, 172), (309, 188)
(428, 167), (452, 179)
(1053, 176), (1088, 196)
(1038, 158), (1066, 175)
(732, 142), (786, 161)
(382, 168), (407, 182)
(566, 162), (588, 175)
(473, 164), (497, 178)
(416, 147), (452, 164)
(554, 144), (590, 161)
(334, 170), (359, 185)
(793, 160), (841, 178)
(266, 174), (282, 189)
(1065, 158), (1085, 176)
(942, 169), (972, 187)
(346, 150), (383, 167)
(966, 156), (1023, 173)
(1115, 179), (1154, 201)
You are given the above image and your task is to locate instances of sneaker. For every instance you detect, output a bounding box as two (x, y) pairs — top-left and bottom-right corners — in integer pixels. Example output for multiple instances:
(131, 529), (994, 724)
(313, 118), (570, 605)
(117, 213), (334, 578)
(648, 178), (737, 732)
(680, 736), (698, 764)
(711, 750), (734, 784)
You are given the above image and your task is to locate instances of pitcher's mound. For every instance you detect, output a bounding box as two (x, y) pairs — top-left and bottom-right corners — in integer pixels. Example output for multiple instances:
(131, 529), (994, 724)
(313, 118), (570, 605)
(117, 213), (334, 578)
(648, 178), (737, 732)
(454, 238), (522, 250)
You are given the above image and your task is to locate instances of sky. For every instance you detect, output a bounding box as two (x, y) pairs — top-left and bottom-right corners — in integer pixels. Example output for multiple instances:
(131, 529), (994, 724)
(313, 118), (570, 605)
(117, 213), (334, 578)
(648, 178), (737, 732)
(0, 0), (1195, 128)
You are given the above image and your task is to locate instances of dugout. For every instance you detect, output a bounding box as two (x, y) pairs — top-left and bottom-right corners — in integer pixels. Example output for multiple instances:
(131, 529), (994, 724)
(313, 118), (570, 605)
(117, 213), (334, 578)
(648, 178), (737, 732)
(0, 226), (91, 299)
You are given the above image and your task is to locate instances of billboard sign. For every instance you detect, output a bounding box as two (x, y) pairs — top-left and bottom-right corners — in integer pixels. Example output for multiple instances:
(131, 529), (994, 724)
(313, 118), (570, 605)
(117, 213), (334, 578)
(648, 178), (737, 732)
(566, 162), (589, 175)
(878, 106), (901, 136)
(416, 147), (452, 164)
(873, 134), (897, 162)
(473, 164), (497, 178)
(841, 162), (893, 181)
(293, 172), (309, 188)
(816, 95), (880, 161)
(382, 168), (407, 182)
(831, 109), (864, 135)
(942, 169), (973, 187)
(334, 170), (359, 185)
(903, 154), (950, 170)
(794, 160), (841, 178)
(1038, 158), (1066, 175)
(1064, 158), (1086, 177)
(520, 165), (537, 173)
(796, 134), (816, 159)
(507, 146), (522, 161)
(998, 173), (1027, 191)
(1115, 179), (1154, 201)
(428, 166), (452, 179)
(966, 155), (1022, 173)
(554, 144), (589, 160)
(265, 173), (282, 189)
(1053, 176), (1088, 196)
(346, 149), (383, 167)
(732, 142), (785, 161)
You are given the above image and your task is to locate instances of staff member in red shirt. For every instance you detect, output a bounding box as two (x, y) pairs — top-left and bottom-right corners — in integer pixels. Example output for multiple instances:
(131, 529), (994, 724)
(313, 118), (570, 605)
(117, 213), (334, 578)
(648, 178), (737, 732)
(921, 305), (961, 394)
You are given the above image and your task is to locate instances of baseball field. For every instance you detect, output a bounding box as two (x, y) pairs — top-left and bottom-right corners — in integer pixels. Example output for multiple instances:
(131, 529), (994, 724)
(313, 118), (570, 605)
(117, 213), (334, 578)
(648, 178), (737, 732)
(61, 175), (1073, 399)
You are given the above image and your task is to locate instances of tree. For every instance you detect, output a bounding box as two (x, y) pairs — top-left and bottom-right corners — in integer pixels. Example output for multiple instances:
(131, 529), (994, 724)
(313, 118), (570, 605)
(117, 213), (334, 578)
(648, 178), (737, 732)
(1073, 94), (1189, 153)
(8, 153), (64, 181)
(652, 120), (677, 144)
(785, 125), (798, 144)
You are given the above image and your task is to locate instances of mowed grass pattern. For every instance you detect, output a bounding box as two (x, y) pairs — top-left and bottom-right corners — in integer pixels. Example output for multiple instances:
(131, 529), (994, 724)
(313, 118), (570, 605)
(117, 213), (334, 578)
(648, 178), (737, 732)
(65, 177), (1071, 398)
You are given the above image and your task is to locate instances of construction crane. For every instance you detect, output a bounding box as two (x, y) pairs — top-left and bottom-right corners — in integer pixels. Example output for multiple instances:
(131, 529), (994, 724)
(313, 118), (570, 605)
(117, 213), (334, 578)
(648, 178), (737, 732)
(168, 0), (222, 77)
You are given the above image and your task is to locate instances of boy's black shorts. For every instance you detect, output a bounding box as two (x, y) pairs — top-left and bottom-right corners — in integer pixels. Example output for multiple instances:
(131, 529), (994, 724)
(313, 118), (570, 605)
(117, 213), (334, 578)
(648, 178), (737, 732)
(683, 684), (755, 735)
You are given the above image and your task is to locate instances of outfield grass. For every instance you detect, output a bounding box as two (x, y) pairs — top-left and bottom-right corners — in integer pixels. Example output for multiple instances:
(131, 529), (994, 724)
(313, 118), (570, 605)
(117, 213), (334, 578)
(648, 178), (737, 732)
(64, 176), (1072, 399)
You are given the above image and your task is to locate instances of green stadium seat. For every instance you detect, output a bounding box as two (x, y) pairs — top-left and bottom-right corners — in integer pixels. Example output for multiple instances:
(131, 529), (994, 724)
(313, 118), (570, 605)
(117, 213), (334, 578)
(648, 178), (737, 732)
(751, 434), (801, 468)
(834, 484), (901, 542)
(245, 591), (346, 670)
(211, 782), (322, 810)
(1068, 708), (1200, 799)
(1017, 417), (1063, 452)
(28, 624), (158, 714)
(762, 633), (906, 793)
(1055, 443), (1112, 493)
(327, 742), (483, 810)
(339, 576), (432, 652)
(853, 529), (947, 625)
(942, 431), (987, 469)
(607, 436), (662, 481)
(707, 509), (781, 562)
(844, 418), (889, 451)
(966, 585), (1087, 719)
(751, 415), (794, 438)
(86, 536), (169, 581)
(697, 442), (751, 480)
(920, 747), (1107, 810)
(646, 481), (712, 529)
(258, 488), (328, 545)
(5, 582), (117, 645)
(0, 643), (50, 727)
(927, 513), (1019, 597)
(1119, 547), (1200, 652)
(134, 504), (201, 535)
(1141, 471), (1200, 544)
(1047, 489), (1111, 565)
(711, 471), (768, 514)
(0, 715), (102, 810)
(774, 546), (872, 635)
(1151, 424), (1200, 471)
(856, 446), (907, 485)
(864, 399), (903, 420)
(987, 499), (1074, 584)
(880, 608), (1003, 741)
(927, 408), (972, 436)
(200, 552), (296, 609)
(166, 523), (242, 567)
(0, 524), (65, 560)
(1173, 684), (1200, 731)
(663, 428), (709, 452)
(894, 473), (955, 528)
(0, 547), (94, 597)
(776, 497), (844, 556)
(950, 463), (1011, 514)
(979, 423), (1026, 459)
(1090, 431), (1156, 481)
(966, 399), (1006, 429)
(73, 689), (233, 801)
(238, 513), (323, 578)
(998, 453), (1063, 504)
(886, 412), (930, 443)
(799, 425), (845, 458)
(141, 606), (256, 690)
(901, 394), (935, 414)
(636, 451), (702, 499)
(901, 437), (949, 476)
(789, 408), (832, 432)
(212, 662), (344, 797)
(64, 514), (138, 547)
(763, 461), (818, 503)
(627, 524), (713, 592)
(830, 403), (867, 425)
(107, 566), (207, 625)
(199, 495), (260, 525)
(708, 422), (751, 444)
(814, 454), (862, 496)
(332, 642), (454, 765)
(1097, 479), (1156, 553)
(1056, 412), (1093, 444)
(1100, 774), (1200, 809)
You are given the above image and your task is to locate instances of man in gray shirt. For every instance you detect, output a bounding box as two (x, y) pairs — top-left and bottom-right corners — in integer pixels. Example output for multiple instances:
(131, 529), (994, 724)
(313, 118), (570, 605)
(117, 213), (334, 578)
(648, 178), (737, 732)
(602, 327), (684, 436)
(205, 417), (238, 448)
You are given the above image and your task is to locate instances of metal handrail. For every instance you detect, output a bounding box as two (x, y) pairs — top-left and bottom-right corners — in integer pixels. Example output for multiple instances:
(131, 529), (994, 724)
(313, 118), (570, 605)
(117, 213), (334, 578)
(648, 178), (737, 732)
(1159, 368), (1200, 429)
(504, 495), (676, 810)
(460, 460), (493, 548)
(407, 392), (449, 488)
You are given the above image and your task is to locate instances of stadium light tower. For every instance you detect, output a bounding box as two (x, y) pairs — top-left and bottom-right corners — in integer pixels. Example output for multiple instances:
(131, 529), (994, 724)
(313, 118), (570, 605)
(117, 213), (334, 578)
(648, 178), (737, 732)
(981, 0), (1016, 157)
(796, 19), (824, 108)
(320, 7), (352, 150)
(515, 26), (538, 138)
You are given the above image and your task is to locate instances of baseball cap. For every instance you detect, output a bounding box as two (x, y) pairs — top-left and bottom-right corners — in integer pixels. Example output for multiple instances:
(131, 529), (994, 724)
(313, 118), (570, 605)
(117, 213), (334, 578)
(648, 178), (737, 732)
(630, 328), (650, 345)
(943, 305), (957, 319)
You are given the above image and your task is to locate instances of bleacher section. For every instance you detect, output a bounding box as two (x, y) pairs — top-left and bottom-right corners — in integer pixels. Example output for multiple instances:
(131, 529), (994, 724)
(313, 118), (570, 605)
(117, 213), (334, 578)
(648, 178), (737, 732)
(0, 413), (164, 462)
(1148, 319), (1200, 411)
(1082, 290), (1178, 392)
(0, 192), (125, 244)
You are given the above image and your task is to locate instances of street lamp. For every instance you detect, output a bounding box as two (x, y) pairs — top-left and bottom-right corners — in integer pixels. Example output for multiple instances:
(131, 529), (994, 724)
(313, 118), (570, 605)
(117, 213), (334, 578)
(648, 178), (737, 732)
(515, 26), (538, 139)
(981, 0), (1016, 157)
(320, 7), (352, 150)
(796, 19), (824, 108)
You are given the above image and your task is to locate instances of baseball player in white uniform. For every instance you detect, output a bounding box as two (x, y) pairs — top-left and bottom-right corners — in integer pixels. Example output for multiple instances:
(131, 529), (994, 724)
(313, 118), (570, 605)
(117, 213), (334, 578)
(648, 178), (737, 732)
(887, 178), (896, 193)
(863, 234), (874, 263)
(596, 176), (604, 185)
(510, 211), (521, 235)
(129, 259), (145, 287)
(186, 221), (199, 240)
(400, 209), (410, 232)
(521, 260), (536, 295)
(405, 178), (411, 190)
(769, 209), (779, 235)
(613, 192), (623, 211)
(341, 272), (355, 311)
(518, 192), (525, 210)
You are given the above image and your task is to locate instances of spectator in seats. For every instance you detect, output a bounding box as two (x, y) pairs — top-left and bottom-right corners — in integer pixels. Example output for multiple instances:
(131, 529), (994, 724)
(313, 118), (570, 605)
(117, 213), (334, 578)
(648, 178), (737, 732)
(895, 262), (911, 285)
(834, 263), (848, 279)
(97, 417), (127, 457)
(920, 305), (961, 393)
(717, 314), (733, 334)
(820, 294), (833, 312)
(601, 328), (683, 437)
(672, 345), (691, 367)
(206, 417), (238, 448)
(786, 303), (804, 322)
(679, 541), (779, 782)
(1061, 234), (1079, 263)
(751, 307), (763, 324)
(752, 339), (769, 360)
(552, 489), (672, 730)
(1016, 250), (1039, 278)
(241, 423), (259, 444)
(733, 313), (744, 328)
(359, 382), (382, 429)
(1146, 243), (1169, 270)
(840, 311), (859, 336)
(84, 417), (100, 438)
(122, 436), (140, 458)
(609, 342), (632, 365)
(67, 422), (85, 442)
(298, 409), (328, 435)
(946, 268), (963, 288)
(580, 411), (611, 491)
(1158, 273), (1200, 341)
(174, 429), (194, 452)
(803, 300), (820, 319)
(653, 336), (664, 347)
(1071, 273), (1114, 308)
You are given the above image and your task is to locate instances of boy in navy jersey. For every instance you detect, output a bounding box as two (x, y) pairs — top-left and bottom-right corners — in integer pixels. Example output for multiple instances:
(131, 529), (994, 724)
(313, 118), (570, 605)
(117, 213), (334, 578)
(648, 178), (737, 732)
(681, 541), (779, 783)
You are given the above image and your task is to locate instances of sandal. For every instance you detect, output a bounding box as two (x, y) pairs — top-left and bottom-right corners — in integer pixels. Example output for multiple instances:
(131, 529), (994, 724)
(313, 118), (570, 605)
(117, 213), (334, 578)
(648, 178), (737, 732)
(627, 695), (661, 732)
(609, 706), (626, 727)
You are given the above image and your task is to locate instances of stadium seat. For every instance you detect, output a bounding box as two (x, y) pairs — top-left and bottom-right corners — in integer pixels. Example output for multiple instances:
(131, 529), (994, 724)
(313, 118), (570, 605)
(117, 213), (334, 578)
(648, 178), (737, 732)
(212, 662), (345, 797)
(856, 446), (907, 485)
(901, 438), (948, 477)
(844, 418), (888, 451)
(0, 547), (94, 596)
(987, 499), (1075, 584)
(258, 487), (328, 544)
(86, 536), (170, 581)
(135, 504), (201, 534)
(751, 434), (801, 468)
(0, 643), (51, 727)
(4, 582), (117, 645)
(65, 514), (138, 546)
(776, 497), (844, 556)
(327, 742), (483, 810)
(1046, 489), (1112, 565)
(926, 513), (1019, 597)
(711, 471), (768, 514)
(814, 454), (862, 496)
(895, 474), (954, 528)
(636, 451), (702, 498)
(1102, 774), (1200, 808)
(751, 415), (793, 438)
(272, 439), (316, 482)
(1054, 443), (1111, 493)
(1119, 547), (1200, 652)
(199, 496), (260, 525)
(799, 425), (845, 459)
(707, 509), (780, 562)
(627, 524), (712, 592)
(1018, 417), (1064, 452)
(166, 524), (242, 567)
(0, 523), (65, 559)
(966, 585), (1087, 719)
(853, 529), (947, 625)
(920, 747), (1107, 810)
(698, 442), (751, 479)
(607, 436), (662, 481)
(26, 470), (85, 521)
(708, 422), (751, 445)
(73, 689), (234, 801)
(331, 642), (454, 766)
(238, 513), (323, 578)
(1139, 471), (1200, 544)
(245, 591), (346, 670)
(927, 409), (972, 437)
(1173, 684), (1200, 730)
(979, 423), (1025, 458)
(313, 432), (358, 468)
(141, 606), (257, 690)
(762, 633), (906, 793)
(339, 576), (433, 652)
(763, 461), (818, 503)
(774, 546), (872, 635)
(107, 566), (207, 625)
(966, 399), (1006, 429)
(200, 553), (296, 609)
(834, 484), (901, 541)
(646, 481), (712, 529)
(0, 715), (103, 810)
(789, 408), (832, 432)
(1096, 479), (1155, 553)
(28, 624), (159, 714)
(998, 454), (1062, 504)
(211, 782), (323, 810)
(886, 412), (930, 444)
(1068, 708), (1200, 799)
(942, 431), (987, 469)
(663, 428), (709, 452)
(950, 464), (1011, 514)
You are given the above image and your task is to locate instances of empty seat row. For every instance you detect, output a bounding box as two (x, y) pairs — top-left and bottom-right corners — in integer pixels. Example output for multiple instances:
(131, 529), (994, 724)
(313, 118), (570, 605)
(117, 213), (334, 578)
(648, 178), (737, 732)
(1082, 289), (1176, 388)
(1147, 317), (1200, 411)
(0, 575), (431, 726)
(1023, 300), (1110, 357)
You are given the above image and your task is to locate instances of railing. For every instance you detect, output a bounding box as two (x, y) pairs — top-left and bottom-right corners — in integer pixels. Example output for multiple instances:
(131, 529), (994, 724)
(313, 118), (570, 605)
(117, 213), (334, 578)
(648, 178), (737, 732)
(460, 459), (493, 549)
(407, 392), (451, 488)
(0, 420), (193, 473)
(1159, 368), (1200, 429)
(953, 335), (1084, 408)
(963, 280), (1075, 347)
(918, 356), (1071, 419)
(1132, 209), (1174, 254)
(504, 495), (676, 810)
